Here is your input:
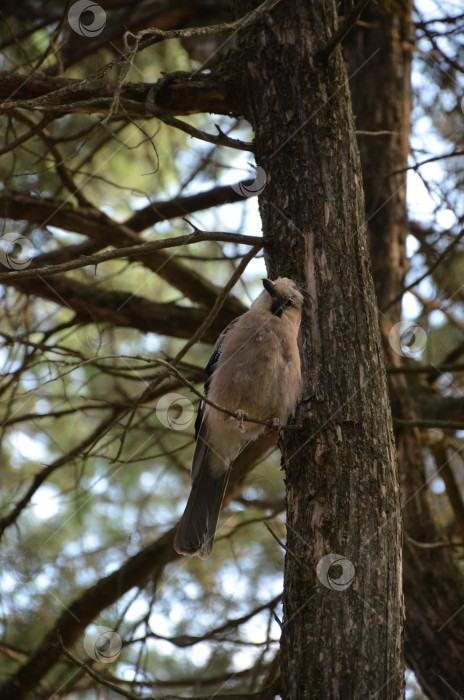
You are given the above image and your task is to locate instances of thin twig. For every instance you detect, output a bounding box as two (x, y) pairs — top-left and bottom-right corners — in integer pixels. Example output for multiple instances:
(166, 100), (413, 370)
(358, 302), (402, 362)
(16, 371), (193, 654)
(264, 522), (309, 570)
(172, 240), (261, 364)
(124, 0), (283, 50)
(145, 81), (253, 152)
(388, 150), (464, 175)
(110, 246), (261, 460)
(393, 418), (464, 430)
(157, 678), (282, 700)
(316, 0), (372, 61)
(405, 534), (464, 549)
(138, 357), (301, 431)
(382, 227), (464, 311)
(0, 1), (284, 116)
(57, 635), (147, 700)
(387, 363), (464, 375)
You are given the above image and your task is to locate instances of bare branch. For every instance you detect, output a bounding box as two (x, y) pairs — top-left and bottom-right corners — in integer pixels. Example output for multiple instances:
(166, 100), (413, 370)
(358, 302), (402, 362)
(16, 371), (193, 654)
(4, 275), (229, 341)
(0, 70), (235, 119)
(0, 231), (262, 283)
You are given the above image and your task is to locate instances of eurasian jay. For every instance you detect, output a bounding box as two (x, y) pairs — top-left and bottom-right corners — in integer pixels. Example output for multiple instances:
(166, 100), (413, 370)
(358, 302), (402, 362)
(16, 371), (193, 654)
(174, 277), (304, 558)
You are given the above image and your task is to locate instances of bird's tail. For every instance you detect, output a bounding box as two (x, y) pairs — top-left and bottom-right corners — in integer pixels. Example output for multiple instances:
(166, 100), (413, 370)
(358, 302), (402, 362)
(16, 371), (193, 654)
(174, 439), (230, 559)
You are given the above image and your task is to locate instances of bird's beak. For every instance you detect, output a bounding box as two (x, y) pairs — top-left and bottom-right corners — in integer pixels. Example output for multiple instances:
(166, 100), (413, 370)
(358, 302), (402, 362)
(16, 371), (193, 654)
(262, 278), (277, 297)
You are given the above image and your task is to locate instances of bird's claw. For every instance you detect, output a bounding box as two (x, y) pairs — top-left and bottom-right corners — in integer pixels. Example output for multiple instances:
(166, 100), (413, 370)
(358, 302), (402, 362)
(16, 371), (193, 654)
(265, 417), (281, 435)
(234, 409), (248, 433)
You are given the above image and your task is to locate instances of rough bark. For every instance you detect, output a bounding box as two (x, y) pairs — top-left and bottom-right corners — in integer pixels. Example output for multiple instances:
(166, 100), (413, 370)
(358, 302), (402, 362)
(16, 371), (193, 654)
(237, 1), (403, 698)
(344, 2), (464, 697)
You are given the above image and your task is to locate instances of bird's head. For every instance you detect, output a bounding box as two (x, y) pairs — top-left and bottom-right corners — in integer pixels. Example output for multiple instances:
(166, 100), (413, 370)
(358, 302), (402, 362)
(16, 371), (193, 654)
(252, 277), (305, 323)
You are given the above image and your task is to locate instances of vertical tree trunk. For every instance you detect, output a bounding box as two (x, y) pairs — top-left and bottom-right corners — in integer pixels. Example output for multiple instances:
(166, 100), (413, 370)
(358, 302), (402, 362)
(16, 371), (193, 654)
(344, 3), (464, 698)
(237, 1), (404, 697)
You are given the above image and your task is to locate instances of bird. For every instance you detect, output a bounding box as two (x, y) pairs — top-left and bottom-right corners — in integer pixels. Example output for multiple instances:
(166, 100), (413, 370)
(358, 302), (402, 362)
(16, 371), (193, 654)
(174, 277), (304, 558)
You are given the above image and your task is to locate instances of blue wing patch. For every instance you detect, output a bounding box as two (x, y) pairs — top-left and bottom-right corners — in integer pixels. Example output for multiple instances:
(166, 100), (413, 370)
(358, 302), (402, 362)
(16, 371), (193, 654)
(204, 343), (223, 389)
(195, 342), (224, 439)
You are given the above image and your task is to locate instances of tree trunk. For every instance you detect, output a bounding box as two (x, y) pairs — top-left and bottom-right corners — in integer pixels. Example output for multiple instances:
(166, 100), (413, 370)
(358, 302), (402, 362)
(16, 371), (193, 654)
(237, 1), (404, 697)
(344, 2), (464, 698)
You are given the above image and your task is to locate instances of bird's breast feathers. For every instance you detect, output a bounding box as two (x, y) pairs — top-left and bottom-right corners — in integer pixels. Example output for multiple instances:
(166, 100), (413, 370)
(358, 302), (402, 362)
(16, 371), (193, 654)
(206, 310), (301, 424)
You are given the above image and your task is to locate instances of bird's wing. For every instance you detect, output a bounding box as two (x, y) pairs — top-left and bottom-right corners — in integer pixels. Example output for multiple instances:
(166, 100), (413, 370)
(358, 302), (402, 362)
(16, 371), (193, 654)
(194, 317), (241, 440)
